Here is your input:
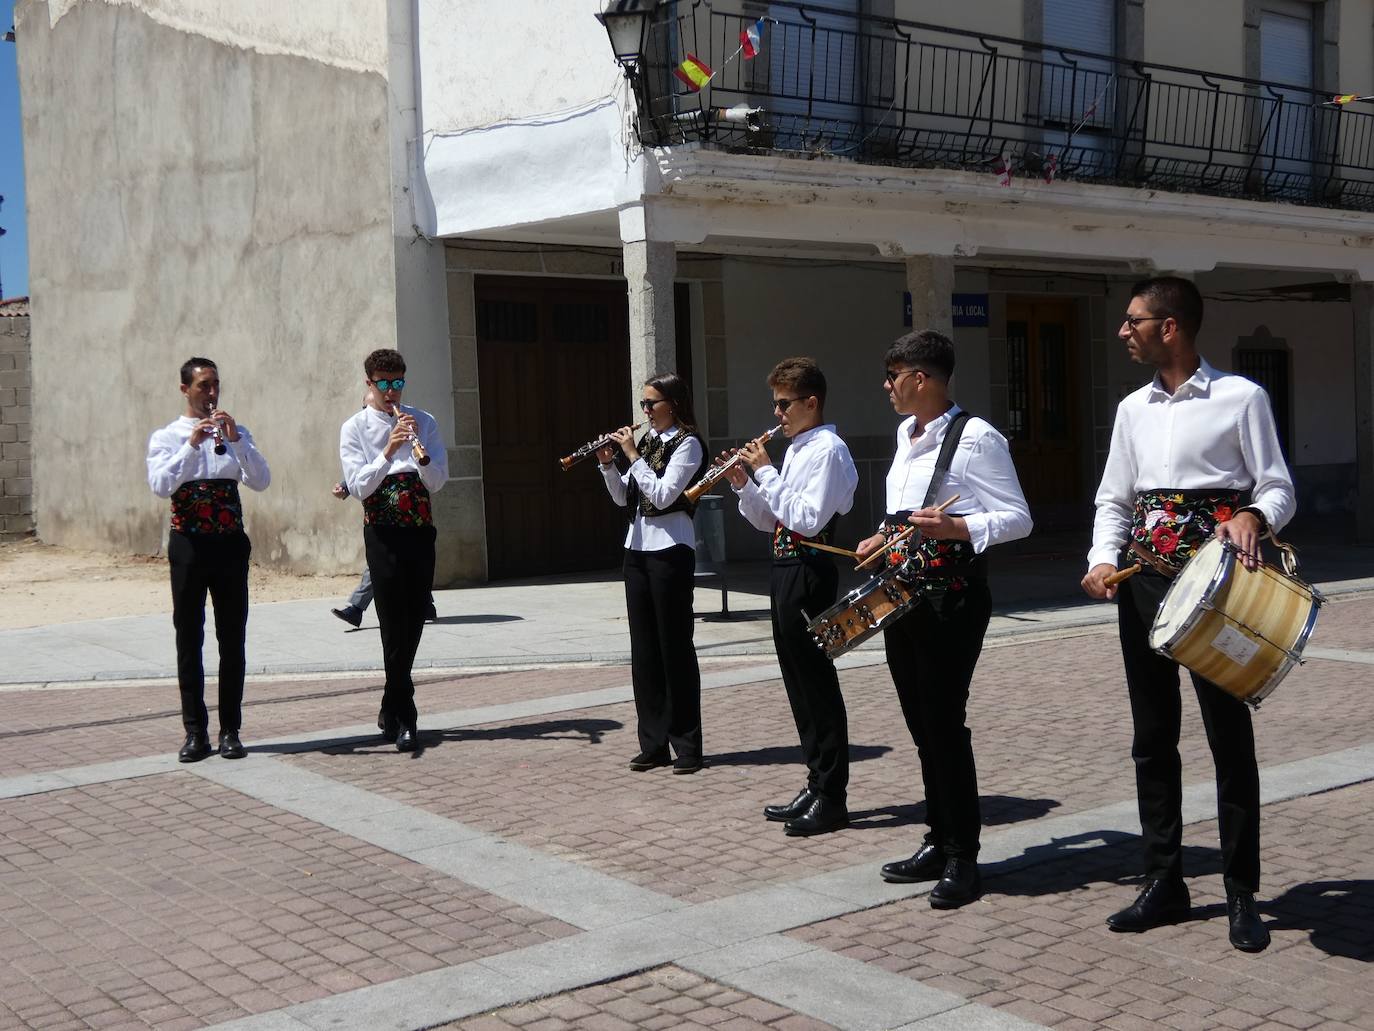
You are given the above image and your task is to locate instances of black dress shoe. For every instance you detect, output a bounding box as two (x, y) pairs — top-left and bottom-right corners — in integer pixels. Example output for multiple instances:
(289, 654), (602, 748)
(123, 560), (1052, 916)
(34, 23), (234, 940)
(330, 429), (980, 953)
(1106, 878), (1190, 932)
(178, 732), (212, 763)
(1227, 892), (1270, 952)
(671, 756), (703, 775)
(784, 796), (849, 837)
(930, 858), (982, 909)
(331, 605), (363, 628)
(377, 713), (400, 743)
(218, 732), (246, 759)
(764, 787), (816, 822)
(881, 843), (945, 883)
(396, 725), (418, 752)
(628, 752), (670, 771)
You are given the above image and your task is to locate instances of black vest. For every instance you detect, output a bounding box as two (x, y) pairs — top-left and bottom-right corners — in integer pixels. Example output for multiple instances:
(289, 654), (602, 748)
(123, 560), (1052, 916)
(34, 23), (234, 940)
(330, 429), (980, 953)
(626, 431), (709, 519)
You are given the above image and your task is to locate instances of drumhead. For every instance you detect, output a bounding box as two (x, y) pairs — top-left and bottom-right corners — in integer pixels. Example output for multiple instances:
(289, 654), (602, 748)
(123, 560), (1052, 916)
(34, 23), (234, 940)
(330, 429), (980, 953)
(1149, 537), (1231, 648)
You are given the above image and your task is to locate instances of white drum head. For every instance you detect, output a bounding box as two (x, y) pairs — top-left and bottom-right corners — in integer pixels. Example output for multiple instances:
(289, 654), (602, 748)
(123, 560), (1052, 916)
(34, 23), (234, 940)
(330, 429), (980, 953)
(1149, 537), (1231, 649)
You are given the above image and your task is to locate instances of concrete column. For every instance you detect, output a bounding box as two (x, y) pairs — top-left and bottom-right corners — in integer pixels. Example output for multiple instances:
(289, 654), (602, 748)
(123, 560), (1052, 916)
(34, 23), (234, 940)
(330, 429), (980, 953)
(620, 205), (677, 405)
(1352, 284), (1374, 543)
(905, 255), (955, 338)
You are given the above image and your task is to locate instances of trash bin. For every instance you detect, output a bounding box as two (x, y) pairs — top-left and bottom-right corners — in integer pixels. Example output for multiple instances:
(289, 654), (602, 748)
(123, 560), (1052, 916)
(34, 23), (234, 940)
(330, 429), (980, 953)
(693, 494), (729, 616)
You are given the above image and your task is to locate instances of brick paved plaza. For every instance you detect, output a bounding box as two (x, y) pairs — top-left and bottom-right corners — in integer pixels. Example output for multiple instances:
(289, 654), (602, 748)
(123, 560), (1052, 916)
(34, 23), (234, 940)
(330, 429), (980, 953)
(1, 593), (1371, 1030)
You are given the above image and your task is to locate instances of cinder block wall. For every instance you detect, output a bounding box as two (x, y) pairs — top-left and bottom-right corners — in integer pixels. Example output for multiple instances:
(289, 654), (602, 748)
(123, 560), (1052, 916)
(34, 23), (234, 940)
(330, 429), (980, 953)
(0, 309), (33, 538)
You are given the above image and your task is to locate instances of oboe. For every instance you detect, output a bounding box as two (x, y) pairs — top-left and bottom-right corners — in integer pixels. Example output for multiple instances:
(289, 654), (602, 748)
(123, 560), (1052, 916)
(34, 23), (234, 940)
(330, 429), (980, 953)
(558, 422), (644, 471)
(208, 404), (227, 455)
(391, 404), (431, 466)
(683, 425), (783, 504)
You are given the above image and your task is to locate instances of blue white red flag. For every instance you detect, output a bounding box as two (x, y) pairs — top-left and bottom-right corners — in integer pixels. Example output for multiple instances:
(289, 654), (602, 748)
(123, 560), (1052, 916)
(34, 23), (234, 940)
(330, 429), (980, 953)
(740, 18), (765, 59)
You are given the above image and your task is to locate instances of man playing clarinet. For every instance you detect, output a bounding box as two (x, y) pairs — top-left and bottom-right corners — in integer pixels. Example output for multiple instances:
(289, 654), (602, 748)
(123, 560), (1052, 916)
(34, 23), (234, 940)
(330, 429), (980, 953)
(723, 357), (859, 836)
(339, 349), (448, 751)
(147, 357), (271, 762)
(1083, 276), (1295, 952)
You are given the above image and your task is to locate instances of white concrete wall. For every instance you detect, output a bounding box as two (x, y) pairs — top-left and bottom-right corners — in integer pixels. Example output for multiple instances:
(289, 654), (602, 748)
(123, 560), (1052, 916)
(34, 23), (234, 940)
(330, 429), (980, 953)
(415, 0), (650, 237)
(16, 0), (398, 569)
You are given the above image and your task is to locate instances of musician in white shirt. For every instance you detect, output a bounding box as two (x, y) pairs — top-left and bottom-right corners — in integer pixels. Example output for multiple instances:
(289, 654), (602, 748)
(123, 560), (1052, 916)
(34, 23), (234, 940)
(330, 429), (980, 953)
(724, 357), (859, 837)
(855, 330), (1031, 908)
(1083, 276), (1294, 952)
(147, 357), (271, 763)
(339, 349), (448, 752)
(596, 373), (708, 775)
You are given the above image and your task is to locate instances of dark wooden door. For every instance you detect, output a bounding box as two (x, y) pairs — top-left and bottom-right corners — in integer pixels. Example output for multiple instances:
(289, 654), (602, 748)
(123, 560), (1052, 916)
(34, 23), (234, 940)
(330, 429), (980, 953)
(1005, 299), (1083, 530)
(477, 277), (632, 579)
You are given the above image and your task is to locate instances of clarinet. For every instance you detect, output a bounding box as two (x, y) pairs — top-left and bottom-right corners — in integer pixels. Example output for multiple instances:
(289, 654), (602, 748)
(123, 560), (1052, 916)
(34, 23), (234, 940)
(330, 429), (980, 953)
(682, 425), (782, 504)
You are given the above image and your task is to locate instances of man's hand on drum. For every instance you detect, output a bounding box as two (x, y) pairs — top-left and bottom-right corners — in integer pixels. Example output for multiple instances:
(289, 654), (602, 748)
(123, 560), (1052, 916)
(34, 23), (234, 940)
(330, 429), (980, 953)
(855, 531), (887, 559)
(1216, 511), (1264, 570)
(908, 506), (968, 541)
(1081, 563), (1120, 601)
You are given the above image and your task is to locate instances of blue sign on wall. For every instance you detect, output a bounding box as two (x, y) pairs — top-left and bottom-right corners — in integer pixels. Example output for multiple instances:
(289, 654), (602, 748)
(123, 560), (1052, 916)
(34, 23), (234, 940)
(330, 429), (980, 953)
(902, 292), (991, 328)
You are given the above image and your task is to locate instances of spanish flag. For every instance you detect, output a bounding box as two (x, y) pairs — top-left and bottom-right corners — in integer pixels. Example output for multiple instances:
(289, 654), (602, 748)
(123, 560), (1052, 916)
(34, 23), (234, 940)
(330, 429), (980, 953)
(674, 53), (714, 92)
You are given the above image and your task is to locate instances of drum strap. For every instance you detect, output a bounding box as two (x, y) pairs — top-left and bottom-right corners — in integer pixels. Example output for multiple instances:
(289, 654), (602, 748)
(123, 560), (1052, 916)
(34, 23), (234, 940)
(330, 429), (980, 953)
(1129, 539), (1180, 579)
(923, 410), (972, 510)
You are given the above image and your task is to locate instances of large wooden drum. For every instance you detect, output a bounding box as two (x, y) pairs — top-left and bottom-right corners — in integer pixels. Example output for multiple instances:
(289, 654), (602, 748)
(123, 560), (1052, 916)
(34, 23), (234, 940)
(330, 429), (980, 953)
(1148, 537), (1323, 707)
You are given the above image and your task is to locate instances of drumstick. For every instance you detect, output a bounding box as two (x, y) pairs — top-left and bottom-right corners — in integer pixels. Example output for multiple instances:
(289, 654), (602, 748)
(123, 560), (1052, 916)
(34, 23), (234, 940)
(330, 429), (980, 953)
(855, 494), (961, 571)
(801, 540), (863, 560)
(1104, 563), (1141, 587)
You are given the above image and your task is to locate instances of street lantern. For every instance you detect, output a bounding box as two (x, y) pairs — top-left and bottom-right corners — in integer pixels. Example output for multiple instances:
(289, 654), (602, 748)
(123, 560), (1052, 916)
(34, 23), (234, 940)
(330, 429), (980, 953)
(595, 0), (656, 74)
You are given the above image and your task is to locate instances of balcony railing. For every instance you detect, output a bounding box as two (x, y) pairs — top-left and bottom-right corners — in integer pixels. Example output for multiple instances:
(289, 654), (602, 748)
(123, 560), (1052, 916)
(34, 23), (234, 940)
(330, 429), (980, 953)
(635, 1), (1374, 212)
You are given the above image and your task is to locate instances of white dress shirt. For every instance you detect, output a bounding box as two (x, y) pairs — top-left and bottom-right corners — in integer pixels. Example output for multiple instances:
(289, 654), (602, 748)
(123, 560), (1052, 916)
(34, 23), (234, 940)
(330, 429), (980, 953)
(734, 424), (858, 536)
(1088, 357), (1295, 569)
(600, 425), (704, 552)
(884, 405), (1032, 554)
(339, 404), (449, 500)
(147, 415), (271, 497)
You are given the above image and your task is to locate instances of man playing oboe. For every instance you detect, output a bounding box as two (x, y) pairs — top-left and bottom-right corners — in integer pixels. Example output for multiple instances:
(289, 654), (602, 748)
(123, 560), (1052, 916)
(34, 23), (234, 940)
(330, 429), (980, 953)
(147, 357), (271, 762)
(339, 349), (448, 751)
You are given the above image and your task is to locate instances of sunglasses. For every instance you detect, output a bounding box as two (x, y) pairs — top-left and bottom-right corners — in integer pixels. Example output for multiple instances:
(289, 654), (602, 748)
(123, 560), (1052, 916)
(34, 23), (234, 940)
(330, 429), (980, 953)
(884, 368), (922, 385)
(1122, 315), (1167, 329)
(772, 396), (812, 412)
(639, 398), (669, 412)
(370, 377), (406, 392)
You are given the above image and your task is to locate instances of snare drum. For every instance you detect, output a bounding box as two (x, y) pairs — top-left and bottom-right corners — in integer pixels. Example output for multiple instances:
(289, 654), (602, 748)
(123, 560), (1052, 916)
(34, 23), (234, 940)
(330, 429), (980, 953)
(806, 570), (920, 660)
(1148, 537), (1322, 707)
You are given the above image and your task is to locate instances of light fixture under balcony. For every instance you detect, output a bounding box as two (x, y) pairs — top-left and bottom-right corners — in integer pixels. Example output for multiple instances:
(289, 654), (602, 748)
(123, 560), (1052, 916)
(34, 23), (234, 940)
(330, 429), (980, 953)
(595, 0), (656, 75)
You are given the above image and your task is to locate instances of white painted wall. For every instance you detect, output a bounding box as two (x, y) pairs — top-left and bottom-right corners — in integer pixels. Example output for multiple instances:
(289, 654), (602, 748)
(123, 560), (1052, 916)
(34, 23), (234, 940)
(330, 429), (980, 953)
(415, 0), (649, 237)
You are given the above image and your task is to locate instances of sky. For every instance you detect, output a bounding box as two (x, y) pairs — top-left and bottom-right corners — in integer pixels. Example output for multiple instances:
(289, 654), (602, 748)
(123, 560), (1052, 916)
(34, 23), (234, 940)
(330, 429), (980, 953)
(1, 0), (28, 299)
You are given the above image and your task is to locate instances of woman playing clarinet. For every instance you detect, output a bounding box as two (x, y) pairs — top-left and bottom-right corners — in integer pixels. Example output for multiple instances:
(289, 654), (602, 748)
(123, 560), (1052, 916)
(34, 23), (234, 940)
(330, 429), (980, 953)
(596, 373), (709, 774)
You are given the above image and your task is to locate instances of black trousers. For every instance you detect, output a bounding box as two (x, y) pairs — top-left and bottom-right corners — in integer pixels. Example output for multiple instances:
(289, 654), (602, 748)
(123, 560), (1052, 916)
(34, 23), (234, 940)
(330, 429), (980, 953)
(365, 524), (436, 729)
(771, 558), (849, 802)
(1119, 571), (1261, 894)
(169, 530), (250, 736)
(883, 580), (991, 859)
(624, 545), (702, 760)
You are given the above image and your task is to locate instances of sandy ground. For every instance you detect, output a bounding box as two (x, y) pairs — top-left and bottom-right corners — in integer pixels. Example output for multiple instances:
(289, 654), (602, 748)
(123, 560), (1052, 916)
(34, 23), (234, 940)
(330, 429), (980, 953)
(0, 537), (359, 630)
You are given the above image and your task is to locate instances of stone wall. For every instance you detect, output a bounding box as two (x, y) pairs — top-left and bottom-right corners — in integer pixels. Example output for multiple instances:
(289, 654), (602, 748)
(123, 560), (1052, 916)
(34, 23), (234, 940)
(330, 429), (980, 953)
(0, 307), (33, 538)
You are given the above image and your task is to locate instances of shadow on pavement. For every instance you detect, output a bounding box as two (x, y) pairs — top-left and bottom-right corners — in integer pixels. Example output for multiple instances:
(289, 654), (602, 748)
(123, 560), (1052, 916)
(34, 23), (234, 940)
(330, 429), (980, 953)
(987, 831), (1225, 896)
(430, 614), (524, 626)
(705, 742), (892, 768)
(1262, 879), (1374, 961)
(848, 794), (1061, 832)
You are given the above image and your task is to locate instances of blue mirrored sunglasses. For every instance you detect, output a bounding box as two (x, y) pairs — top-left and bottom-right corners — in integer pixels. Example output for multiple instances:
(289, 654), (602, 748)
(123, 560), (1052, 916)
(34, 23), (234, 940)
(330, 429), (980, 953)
(370, 377), (406, 392)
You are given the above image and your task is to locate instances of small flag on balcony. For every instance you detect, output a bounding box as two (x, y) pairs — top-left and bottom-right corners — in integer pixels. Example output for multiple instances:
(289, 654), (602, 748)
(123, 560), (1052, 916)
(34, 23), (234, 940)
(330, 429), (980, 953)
(1043, 153), (1058, 184)
(740, 18), (765, 58)
(1332, 93), (1360, 105)
(674, 54), (714, 92)
(994, 151), (1014, 187)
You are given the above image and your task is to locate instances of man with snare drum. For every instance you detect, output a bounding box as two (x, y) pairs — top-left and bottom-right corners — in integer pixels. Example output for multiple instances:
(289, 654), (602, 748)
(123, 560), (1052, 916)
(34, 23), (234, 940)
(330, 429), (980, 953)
(1082, 276), (1295, 952)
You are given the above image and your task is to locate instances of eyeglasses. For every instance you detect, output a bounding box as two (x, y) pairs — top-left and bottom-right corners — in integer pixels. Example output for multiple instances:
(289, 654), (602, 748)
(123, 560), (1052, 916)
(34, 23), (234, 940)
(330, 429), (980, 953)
(1122, 315), (1168, 329)
(884, 368), (922, 385)
(370, 377), (406, 392)
(639, 398), (669, 412)
(772, 396), (811, 412)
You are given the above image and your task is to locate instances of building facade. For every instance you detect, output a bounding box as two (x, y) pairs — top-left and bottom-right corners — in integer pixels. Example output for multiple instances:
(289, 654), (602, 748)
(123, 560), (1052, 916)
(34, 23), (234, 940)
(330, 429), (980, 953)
(15, 0), (1374, 580)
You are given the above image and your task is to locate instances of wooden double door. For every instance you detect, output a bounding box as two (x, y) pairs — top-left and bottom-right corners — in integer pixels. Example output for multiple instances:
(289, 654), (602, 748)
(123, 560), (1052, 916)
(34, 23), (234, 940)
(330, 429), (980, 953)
(1005, 299), (1085, 530)
(477, 277), (633, 579)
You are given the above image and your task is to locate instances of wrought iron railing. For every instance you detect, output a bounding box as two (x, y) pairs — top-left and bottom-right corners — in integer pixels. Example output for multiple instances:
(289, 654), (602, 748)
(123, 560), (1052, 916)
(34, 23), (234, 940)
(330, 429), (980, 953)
(634, 1), (1374, 211)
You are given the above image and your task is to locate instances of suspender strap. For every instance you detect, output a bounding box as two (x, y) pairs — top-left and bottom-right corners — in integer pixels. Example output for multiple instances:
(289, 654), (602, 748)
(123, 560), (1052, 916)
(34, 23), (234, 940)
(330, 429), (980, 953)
(921, 410), (972, 510)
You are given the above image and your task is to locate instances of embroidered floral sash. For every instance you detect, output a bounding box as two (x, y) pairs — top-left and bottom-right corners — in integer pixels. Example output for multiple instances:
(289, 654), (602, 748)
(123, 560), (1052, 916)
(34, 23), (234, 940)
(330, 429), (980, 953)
(363, 472), (433, 528)
(772, 515), (838, 560)
(881, 513), (982, 592)
(1130, 488), (1242, 573)
(170, 479), (244, 535)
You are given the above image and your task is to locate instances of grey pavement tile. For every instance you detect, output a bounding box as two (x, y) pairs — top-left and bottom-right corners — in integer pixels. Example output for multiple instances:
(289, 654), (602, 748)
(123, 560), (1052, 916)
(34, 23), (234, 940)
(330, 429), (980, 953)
(674, 932), (819, 978)
(895, 1004), (1049, 1030)
(662, 884), (863, 947)
(474, 922), (696, 994)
